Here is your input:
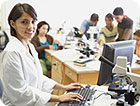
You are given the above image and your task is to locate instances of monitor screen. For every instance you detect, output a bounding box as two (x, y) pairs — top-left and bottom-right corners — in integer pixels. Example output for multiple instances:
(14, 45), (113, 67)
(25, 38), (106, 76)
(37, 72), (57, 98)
(97, 40), (136, 85)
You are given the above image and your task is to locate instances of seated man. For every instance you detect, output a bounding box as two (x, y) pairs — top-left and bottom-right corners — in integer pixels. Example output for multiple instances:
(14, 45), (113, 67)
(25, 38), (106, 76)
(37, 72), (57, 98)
(113, 7), (133, 41)
(80, 13), (100, 40)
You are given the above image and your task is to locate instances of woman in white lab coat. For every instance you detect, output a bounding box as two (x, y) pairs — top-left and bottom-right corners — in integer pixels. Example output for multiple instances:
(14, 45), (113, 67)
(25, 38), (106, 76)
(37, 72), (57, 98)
(2, 3), (83, 106)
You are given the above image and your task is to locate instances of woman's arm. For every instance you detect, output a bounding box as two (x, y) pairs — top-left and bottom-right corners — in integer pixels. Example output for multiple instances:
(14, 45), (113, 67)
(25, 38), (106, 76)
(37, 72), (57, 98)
(31, 37), (49, 53)
(2, 51), (52, 106)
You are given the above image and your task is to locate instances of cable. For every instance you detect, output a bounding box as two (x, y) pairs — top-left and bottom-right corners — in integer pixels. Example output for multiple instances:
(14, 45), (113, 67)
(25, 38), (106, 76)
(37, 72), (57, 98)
(94, 92), (115, 100)
(94, 91), (121, 100)
(134, 93), (140, 102)
(94, 92), (107, 100)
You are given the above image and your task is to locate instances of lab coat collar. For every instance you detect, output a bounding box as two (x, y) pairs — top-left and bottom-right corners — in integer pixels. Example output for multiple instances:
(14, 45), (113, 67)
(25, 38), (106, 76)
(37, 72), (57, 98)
(11, 37), (29, 51)
(11, 37), (36, 63)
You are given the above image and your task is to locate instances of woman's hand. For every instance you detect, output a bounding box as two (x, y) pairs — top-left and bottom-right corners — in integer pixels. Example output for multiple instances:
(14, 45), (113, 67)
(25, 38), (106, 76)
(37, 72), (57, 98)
(58, 92), (83, 102)
(49, 45), (55, 50)
(63, 83), (84, 91)
(49, 92), (83, 102)
(54, 40), (60, 44)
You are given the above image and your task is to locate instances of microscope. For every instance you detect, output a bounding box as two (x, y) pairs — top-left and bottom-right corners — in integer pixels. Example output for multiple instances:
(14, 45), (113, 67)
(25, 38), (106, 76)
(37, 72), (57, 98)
(87, 26), (98, 41)
(99, 56), (140, 105)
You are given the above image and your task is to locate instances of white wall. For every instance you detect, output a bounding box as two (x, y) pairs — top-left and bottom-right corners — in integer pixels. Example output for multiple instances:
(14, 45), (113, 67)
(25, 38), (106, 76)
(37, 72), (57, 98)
(0, 0), (140, 35)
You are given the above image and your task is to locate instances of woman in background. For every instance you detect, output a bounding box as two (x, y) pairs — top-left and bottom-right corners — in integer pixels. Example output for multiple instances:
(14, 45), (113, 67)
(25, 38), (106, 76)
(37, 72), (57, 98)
(134, 30), (140, 57)
(99, 13), (118, 47)
(2, 3), (83, 106)
(31, 21), (59, 77)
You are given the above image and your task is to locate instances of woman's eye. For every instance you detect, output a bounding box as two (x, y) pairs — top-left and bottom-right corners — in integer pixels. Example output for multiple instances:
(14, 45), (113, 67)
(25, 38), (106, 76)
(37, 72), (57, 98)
(32, 20), (36, 24)
(21, 20), (27, 24)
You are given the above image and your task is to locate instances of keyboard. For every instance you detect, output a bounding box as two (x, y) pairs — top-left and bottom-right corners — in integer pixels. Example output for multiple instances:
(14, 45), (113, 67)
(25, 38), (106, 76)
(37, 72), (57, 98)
(57, 87), (95, 106)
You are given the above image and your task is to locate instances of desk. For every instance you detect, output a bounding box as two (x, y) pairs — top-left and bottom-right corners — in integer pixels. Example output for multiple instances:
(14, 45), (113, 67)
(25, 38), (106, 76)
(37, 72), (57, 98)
(46, 49), (100, 84)
(45, 49), (140, 96)
(64, 61), (99, 84)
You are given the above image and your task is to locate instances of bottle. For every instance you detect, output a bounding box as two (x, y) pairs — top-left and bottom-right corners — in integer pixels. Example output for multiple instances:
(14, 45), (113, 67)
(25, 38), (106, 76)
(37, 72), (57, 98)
(57, 21), (66, 34)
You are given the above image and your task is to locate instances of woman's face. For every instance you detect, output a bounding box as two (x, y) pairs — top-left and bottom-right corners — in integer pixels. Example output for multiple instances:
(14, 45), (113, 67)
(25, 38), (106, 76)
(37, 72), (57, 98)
(10, 12), (36, 41)
(105, 17), (113, 27)
(38, 24), (48, 35)
(134, 35), (140, 45)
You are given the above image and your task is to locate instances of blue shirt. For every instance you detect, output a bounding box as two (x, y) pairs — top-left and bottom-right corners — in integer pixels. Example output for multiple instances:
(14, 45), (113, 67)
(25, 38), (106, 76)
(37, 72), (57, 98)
(80, 19), (100, 40)
(40, 40), (58, 59)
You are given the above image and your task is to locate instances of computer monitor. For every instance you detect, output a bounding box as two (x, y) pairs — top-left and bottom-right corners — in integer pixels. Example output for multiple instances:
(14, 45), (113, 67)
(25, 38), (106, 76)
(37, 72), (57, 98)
(97, 40), (136, 85)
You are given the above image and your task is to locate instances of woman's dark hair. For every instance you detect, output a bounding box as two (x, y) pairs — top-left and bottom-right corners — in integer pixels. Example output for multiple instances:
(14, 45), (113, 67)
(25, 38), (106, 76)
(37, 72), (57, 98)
(8, 3), (37, 37)
(134, 30), (140, 37)
(90, 13), (99, 22)
(36, 21), (50, 35)
(105, 13), (113, 21)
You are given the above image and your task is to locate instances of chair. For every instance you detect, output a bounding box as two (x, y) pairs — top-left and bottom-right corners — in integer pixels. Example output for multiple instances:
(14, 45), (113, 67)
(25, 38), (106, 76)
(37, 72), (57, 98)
(0, 80), (3, 98)
(0, 30), (9, 98)
(0, 30), (9, 52)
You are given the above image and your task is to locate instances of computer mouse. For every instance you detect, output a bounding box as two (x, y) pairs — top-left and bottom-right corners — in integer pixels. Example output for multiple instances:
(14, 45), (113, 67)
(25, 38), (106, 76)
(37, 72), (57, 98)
(85, 85), (91, 88)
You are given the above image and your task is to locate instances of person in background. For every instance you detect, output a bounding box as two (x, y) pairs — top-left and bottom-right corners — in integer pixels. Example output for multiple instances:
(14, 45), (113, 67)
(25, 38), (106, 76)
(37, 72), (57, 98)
(31, 21), (59, 77)
(99, 13), (118, 47)
(2, 3), (83, 106)
(134, 30), (140, 57)
(113, 7), (133, 41)
(80, 13), (100, 40)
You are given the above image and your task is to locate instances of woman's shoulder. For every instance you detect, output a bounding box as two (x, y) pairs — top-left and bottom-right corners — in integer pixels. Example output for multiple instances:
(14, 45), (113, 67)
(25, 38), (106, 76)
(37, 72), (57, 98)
(2, 39), (23, 62)
(112, 24), (118, 32)
(4, 37), (24, 52)
(45, 34), (53, 41)
(101, 26), (106, 31)
(45, 34), (53, 38)
(101, 26), (109, 33)
(30, 34), (40, 45)
(113, 24), (117, 28)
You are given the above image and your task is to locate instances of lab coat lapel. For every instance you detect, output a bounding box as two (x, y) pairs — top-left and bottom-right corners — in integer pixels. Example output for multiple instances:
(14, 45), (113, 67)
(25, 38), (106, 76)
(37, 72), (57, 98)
(27, 43), (38, 65)
(26, 49), (36, 64)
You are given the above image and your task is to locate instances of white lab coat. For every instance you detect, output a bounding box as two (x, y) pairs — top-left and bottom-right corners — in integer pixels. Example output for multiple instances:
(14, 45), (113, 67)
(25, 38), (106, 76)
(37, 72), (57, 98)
(1, 37), (57, 106)
(0, 99), (6, 106)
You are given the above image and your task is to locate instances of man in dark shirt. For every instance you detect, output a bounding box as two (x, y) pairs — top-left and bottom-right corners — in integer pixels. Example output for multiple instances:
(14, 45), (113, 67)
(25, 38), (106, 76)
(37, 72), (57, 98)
(113, 7), (133, 41)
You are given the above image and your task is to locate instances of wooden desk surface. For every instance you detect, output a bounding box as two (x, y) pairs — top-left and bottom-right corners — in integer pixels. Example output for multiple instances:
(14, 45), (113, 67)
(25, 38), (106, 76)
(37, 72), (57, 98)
(45, 49), (140, 72)
(64, 61), (100, 74)
(45, 49), (140, 85)
(45, 49), (56, 55)
(51, 49), (82, 62)
(45, 49), (100, 85)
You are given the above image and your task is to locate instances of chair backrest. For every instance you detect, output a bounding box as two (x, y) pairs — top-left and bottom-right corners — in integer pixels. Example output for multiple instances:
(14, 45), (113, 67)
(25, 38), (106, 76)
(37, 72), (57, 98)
(0, 30), (9, 52)
(0, 80), (3, 98)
